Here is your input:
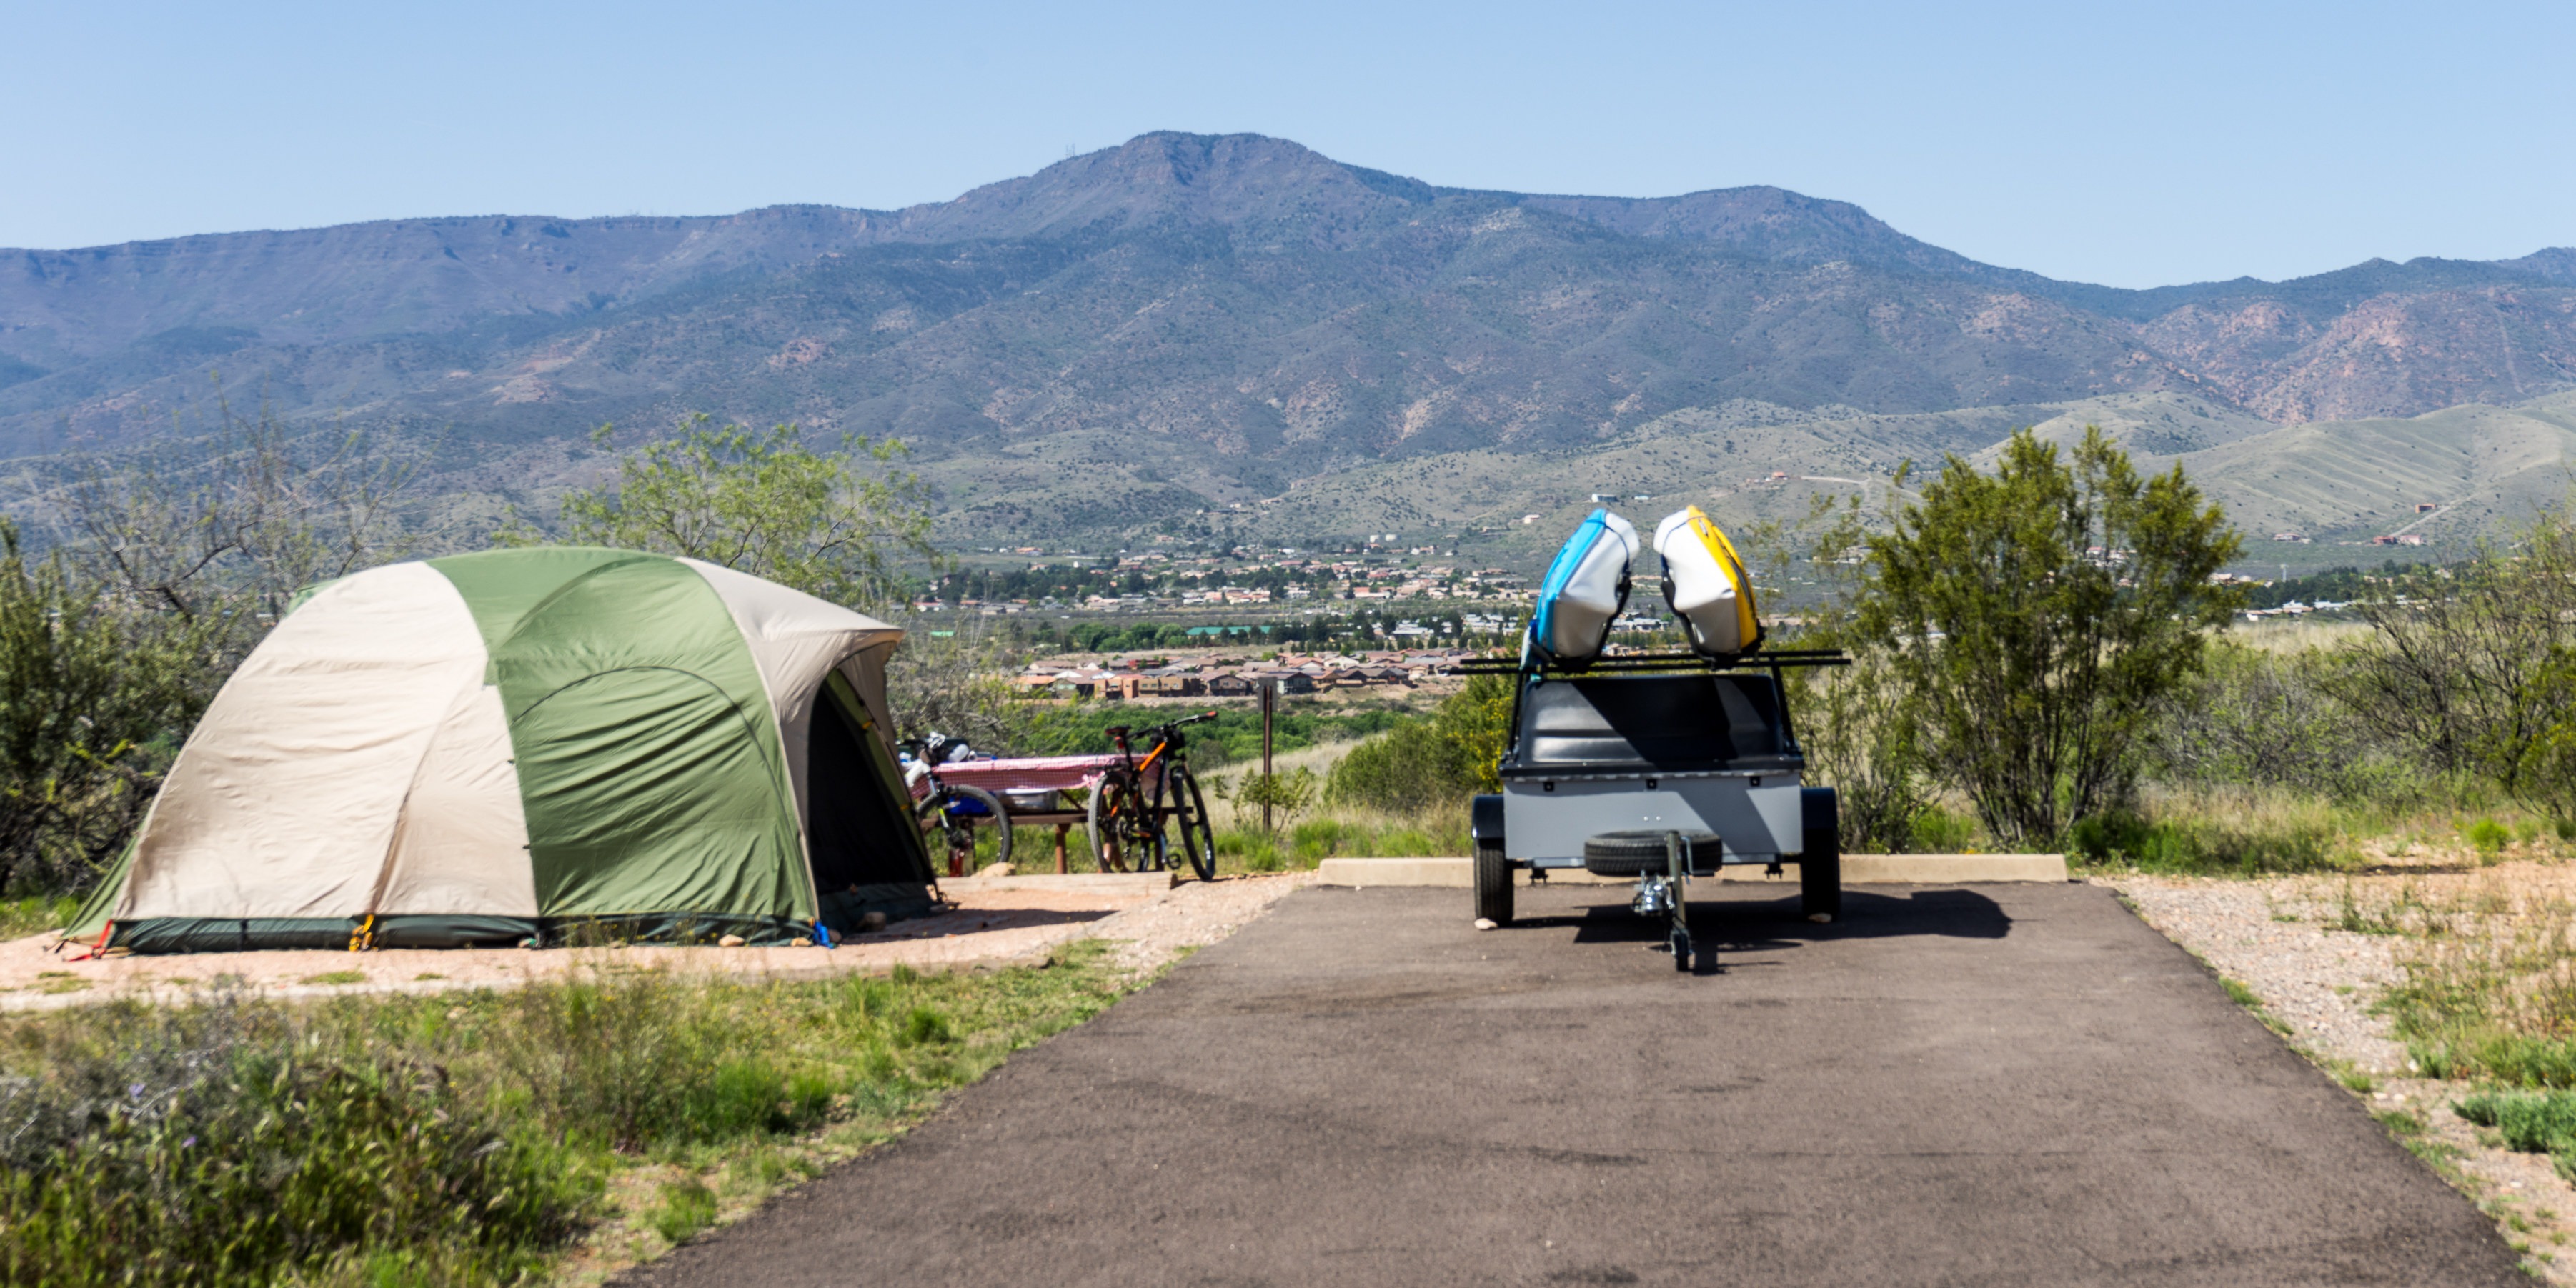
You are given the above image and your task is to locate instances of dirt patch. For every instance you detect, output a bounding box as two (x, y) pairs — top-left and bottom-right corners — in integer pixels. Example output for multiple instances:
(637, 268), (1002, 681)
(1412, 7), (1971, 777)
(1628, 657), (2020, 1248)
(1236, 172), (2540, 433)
(1, 873), (1317, 1012)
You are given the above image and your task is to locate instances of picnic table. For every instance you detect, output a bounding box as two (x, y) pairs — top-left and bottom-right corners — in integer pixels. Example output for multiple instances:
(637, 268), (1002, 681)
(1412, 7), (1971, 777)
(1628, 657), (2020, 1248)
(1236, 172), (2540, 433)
(908, 754), (1153, 873)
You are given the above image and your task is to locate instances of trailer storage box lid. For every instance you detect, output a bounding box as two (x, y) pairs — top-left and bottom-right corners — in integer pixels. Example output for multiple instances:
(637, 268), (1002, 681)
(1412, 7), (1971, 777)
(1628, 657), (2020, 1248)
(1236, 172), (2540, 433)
(1503, 672), (1802, 776)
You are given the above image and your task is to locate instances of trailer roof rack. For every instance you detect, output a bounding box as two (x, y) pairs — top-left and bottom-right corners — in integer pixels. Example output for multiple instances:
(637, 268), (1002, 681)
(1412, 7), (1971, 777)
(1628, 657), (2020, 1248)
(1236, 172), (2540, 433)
(1453, 647), (1849, 677)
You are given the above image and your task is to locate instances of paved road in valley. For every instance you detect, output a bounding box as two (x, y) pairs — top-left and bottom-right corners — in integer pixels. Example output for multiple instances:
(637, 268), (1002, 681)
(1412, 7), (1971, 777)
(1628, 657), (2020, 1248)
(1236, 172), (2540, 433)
(622, 881), (2524, 1286)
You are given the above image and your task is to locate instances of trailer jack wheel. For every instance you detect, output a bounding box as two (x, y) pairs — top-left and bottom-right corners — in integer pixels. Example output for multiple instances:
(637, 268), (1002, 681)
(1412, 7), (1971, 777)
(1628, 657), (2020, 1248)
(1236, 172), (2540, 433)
(1669, 925), (1693, 972)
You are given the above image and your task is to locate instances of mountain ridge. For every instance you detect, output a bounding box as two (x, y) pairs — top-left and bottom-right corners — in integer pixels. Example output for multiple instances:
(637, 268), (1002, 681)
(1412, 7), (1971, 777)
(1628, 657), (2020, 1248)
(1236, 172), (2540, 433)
(1, 131), (2570, 554)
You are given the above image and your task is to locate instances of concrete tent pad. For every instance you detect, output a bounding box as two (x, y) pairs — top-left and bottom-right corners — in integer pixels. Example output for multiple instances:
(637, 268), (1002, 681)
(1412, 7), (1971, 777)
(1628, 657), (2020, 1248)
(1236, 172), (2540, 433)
(625, 882), (2523, 1287)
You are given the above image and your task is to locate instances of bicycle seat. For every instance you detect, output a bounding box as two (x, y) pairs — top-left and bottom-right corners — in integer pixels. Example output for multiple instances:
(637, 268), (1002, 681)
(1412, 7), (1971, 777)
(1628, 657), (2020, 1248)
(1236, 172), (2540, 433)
(1104, 725), (1130, 737)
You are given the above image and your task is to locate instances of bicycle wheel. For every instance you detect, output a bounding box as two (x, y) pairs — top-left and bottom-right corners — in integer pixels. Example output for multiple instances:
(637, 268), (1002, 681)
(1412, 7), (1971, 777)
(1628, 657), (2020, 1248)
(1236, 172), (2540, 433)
(955, 786), (1012, 872)
(1086, 769), (1140, 872)
(916, 785), (1010, 877)
(1160, 765), (1218, 881)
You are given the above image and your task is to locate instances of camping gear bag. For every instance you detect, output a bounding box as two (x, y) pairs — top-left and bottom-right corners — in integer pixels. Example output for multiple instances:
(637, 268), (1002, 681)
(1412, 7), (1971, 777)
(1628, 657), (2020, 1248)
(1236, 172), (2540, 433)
(1654, 506), (1764, 658)
(1529, 508), (1638, 665)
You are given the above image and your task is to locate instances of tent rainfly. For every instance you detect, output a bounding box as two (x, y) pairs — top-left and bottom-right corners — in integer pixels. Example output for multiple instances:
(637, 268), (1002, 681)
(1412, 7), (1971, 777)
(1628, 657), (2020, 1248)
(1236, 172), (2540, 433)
(67, 547), (938, 953)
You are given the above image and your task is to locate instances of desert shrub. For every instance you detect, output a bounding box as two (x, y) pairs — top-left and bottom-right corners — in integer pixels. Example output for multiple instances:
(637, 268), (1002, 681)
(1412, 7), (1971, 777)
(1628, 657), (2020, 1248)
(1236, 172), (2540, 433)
(484, 974), (837, 1152)
(1319, 674), (1511, 814)
(2150, 641), (2395, 801)
(1226, 766), (1318, 834)
(0, 524), (232, 898)
(0, 946), (1130, 1287)
(2327, 490), (2576, 820)
(1788, 645), (1931, 853)
(0, 999), (590, 1288)
(2469, 817), (2512, 854)
(2066, 795), (2348, 875)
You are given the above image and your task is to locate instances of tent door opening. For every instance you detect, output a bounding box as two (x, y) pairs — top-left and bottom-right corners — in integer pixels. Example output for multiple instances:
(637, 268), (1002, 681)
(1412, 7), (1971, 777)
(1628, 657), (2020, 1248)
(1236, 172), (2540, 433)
(805, 670), (938, 930)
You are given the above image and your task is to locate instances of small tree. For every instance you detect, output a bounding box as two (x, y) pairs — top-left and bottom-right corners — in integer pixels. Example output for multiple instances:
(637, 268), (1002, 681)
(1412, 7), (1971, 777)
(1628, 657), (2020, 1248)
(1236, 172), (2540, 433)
(51, 383), (415, 631)
(1856, 427), (2242, 845)
(0, 522), (229, 894)
(1229, 766), (1318, 836)
(551, 415), (935, 608)
(2330, 488), (2576, 817)
(885, 614), (1026, 751)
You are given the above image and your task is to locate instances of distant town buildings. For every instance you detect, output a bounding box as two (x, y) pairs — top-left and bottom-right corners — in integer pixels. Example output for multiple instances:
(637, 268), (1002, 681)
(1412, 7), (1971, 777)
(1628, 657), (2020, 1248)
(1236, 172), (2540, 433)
(1010, 649), (1481, 700)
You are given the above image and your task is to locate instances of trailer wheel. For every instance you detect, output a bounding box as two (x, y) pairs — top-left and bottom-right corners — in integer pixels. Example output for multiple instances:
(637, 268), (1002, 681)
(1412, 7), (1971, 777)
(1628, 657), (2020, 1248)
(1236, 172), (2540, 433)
(1801, 787), (1842, 922)
(1473, 841), (1513, 927)
(1669, 925), (1693, 972)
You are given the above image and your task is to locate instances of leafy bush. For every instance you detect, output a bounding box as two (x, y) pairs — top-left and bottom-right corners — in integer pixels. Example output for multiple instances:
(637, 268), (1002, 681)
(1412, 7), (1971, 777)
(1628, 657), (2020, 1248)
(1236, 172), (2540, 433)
(1320, 674), (1509, 814)
(2066, 799), (2349, 875)
(2469, 817), (2511, 854)
(0, 524), (231, 897)
(1228, 766), (1318, 834)
(1324, 720), (1461, 811)
(2454, 1089), (2576, 1154)
(1909, 804), (1981, 853)
(1787, 647), (1930, 853)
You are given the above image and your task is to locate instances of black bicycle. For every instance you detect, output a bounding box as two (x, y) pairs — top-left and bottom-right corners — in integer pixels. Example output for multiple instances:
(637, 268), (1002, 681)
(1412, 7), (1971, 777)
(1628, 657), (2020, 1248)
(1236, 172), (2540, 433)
(901, 734), (1012, 878)
(1088, 713), (1219, 881)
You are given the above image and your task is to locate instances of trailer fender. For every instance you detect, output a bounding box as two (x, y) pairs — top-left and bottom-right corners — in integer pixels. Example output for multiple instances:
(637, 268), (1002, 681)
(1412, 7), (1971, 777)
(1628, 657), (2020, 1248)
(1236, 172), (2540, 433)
(1800, 785), (1839, 848)
(1471, 793), (1506, 846)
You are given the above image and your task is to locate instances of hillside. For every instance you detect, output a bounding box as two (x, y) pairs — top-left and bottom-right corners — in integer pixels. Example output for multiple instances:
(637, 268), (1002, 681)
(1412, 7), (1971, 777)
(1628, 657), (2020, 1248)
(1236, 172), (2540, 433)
(2, 131), (2570, 561)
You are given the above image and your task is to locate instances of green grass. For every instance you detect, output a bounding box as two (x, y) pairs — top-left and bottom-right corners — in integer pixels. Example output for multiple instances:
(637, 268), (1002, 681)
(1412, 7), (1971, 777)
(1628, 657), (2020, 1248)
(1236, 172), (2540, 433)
(300, 969), (368, 986)
(649, 1178), (720, 1245)
(973, 799), (1470, 877)
(0, 943), (1133, 1286)
(2219, 975), (2295, 1038)
(0, 897), (79, 941)
(2354, 873), (2576, 1089)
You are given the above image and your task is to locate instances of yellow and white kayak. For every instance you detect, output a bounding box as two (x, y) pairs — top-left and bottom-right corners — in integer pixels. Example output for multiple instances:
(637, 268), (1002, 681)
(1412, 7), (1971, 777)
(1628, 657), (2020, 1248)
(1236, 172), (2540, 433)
(1653, 506), (1763, 658)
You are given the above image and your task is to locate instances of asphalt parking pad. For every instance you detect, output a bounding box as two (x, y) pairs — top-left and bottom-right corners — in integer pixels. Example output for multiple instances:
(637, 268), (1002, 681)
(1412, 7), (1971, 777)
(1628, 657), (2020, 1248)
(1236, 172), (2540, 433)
(624, 882), (2524, 1287)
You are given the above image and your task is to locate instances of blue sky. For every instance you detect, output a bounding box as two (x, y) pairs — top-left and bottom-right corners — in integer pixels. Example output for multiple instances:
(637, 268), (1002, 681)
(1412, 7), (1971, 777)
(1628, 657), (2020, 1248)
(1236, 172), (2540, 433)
(6, 0), (2567, 289)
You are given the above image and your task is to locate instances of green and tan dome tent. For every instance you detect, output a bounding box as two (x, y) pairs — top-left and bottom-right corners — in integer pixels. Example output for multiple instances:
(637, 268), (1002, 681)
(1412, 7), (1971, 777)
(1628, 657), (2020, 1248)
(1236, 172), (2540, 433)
(66, 547), (937, 953)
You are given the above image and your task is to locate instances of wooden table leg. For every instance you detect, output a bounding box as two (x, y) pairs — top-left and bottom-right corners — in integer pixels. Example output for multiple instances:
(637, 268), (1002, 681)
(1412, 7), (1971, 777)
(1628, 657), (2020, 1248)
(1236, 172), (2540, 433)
(1054, 823), (1070, 874)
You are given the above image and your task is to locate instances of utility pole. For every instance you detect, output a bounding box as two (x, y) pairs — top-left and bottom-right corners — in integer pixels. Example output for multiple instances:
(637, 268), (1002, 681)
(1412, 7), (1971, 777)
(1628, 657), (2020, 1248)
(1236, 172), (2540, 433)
(1260, 679), (1277, 834)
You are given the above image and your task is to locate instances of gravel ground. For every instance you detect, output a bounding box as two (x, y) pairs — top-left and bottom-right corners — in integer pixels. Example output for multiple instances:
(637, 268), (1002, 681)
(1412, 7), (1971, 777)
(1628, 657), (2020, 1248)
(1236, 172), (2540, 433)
(1097, 871), (1319, 973)
(2111, 867), (2576, 1280)
(0, 872), (1317, 1012)
(2109, 875), (2408, 1073)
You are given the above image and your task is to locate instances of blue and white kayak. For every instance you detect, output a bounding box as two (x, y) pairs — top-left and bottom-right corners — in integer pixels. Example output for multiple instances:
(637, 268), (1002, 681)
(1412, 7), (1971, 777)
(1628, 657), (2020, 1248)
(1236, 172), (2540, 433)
(1653, 506), (1763, 658)
(1529, 508), (1639, 664)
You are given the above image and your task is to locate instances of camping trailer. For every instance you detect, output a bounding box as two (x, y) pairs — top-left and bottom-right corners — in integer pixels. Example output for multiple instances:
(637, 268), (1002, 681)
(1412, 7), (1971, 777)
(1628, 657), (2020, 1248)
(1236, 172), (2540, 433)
(67, 548), (937, 952)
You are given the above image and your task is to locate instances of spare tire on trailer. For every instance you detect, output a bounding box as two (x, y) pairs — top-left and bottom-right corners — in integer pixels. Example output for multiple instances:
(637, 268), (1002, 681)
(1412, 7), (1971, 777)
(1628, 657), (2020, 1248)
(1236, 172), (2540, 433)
(1582, 829), (1722, 876)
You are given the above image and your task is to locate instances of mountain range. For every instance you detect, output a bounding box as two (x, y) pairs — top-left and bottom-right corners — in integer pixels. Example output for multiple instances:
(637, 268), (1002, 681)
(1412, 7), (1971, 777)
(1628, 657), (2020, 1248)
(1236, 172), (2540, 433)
(4, 131), (2571, 562)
